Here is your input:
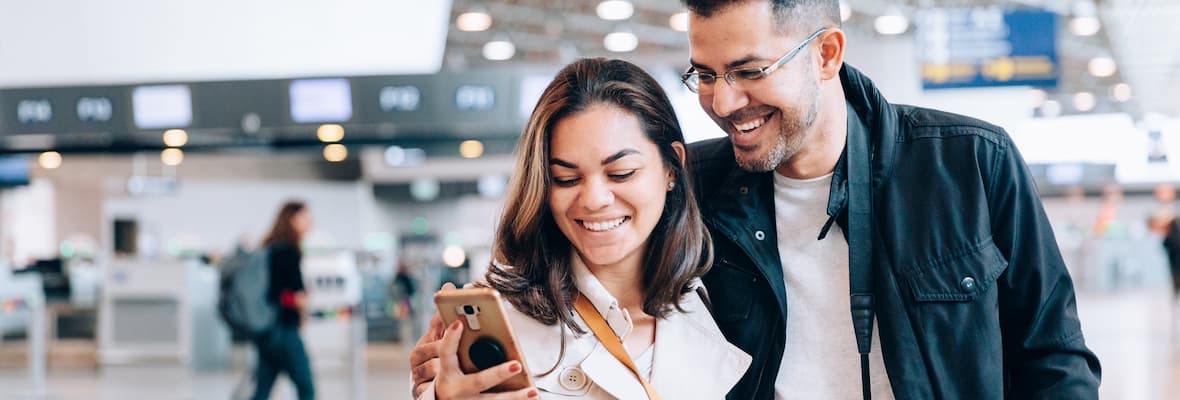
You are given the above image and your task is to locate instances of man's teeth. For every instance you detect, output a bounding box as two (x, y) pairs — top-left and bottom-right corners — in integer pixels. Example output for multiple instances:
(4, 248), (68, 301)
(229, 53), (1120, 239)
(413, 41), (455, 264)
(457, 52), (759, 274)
(733, 116), (767, 132)
(582, 217), (627, 232)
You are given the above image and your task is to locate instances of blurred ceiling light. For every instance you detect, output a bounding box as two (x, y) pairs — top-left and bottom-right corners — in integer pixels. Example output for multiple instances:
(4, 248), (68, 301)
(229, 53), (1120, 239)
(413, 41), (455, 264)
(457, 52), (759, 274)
(161, 148), (184, 166)
(162, 129), (188, 147)
(840, 1), (852, 22)
(1111, 83), (1132, 102)
(385, 146), (426, 166)
(477, 174), (508, 198)
(410, 178), (441, 201)
(1029, 89), (1047, 108)
(38, 151), (62, 169)
(1087, 57), (1117, 77)
(442, 245), (466, 268)
(597, 0), (634, 21)
(316, 124), (345, 142)
(1070, 1), (1101, 36)
(323, 144), (348, 162)
(874, 8), (909, 35)
(459, 140), (484, 158)
(1073, 92), (1096, 112)
(483, 39), (515, 61)
(604, 31), (639, 52)
(456, 11), (492, 32)
(1070, 17), (1100, 36)
(1041, 100), (1062, 118)
(669, 11), (689, 32)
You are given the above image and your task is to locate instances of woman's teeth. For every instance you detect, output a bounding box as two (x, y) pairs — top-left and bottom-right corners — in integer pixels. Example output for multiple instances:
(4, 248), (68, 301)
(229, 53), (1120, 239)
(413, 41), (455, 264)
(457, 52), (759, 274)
(581, 217), (627, 232)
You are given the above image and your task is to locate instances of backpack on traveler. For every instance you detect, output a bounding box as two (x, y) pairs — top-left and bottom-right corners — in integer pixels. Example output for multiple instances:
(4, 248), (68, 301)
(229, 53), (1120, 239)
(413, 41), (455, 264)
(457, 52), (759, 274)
(217, 247), (276, 338)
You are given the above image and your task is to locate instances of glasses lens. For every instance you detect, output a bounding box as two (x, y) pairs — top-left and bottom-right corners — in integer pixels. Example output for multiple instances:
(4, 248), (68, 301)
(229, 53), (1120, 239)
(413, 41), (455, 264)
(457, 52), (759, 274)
(682, 74), (700, 93)
(733, 68), (766, 82)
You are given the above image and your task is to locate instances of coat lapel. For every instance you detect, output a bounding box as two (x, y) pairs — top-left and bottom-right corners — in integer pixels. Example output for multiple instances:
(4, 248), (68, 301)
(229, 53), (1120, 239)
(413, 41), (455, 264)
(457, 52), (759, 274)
(651, 290), (752, 399)
(578, 341), (650, 399)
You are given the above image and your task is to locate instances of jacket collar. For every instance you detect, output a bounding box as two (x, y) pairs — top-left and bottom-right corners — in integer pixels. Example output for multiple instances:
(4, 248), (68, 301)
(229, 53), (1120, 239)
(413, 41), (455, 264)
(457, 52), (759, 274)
(823, 64), (900, 237)
(571, 252), (634, 340)
(835, 63), (896, 210)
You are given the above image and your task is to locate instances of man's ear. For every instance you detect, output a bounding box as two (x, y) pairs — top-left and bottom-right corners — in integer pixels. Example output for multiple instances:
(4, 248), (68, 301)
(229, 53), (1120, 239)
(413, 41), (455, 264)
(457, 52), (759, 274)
(817, 28), (846, 81)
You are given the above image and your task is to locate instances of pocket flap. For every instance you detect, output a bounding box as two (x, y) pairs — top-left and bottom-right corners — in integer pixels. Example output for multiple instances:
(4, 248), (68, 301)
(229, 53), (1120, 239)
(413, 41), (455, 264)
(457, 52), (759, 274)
(904, 239), (1009, 302)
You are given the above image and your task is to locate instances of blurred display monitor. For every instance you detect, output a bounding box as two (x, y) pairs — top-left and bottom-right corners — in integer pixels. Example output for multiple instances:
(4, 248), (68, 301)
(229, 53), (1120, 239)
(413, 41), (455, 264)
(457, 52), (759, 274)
(1029, 163), (1117, 192)
(289, 78), (352, 123)
(132, 85), (193, 129)
(0, 156), (30, 187)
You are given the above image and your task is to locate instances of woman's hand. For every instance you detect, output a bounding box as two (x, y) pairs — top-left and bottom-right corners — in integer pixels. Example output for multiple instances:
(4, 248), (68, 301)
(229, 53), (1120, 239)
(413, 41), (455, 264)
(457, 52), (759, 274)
(434, 319), (538, 400)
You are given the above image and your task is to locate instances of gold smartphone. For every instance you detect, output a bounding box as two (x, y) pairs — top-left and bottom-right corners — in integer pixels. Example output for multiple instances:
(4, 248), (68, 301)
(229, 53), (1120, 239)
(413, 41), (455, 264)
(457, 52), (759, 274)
(433, 287), (534, 392)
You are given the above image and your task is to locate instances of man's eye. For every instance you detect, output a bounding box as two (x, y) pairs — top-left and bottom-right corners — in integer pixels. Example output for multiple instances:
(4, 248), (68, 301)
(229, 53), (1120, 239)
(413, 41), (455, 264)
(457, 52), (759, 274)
(735, 69), (766, 80)
(698, 74), (717, 83)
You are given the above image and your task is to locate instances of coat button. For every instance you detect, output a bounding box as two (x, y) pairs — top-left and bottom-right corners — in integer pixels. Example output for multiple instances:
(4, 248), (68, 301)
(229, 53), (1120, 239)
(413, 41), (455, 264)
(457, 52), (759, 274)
(559, 367), (590, 391)
(754, 230), (765, 241)
(960, 276), (977, 293)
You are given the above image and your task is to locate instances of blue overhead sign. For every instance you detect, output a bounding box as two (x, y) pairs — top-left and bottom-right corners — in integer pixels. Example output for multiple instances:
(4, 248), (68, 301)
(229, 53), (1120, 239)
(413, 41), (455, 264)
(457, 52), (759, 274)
(916, 8), (1058, 89)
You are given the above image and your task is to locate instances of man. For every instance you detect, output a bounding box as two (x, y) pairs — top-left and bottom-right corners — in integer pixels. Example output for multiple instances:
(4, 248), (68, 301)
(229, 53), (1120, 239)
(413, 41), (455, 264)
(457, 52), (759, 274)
(411, 0), (1101, 398)
(681, 0), (1098, 398)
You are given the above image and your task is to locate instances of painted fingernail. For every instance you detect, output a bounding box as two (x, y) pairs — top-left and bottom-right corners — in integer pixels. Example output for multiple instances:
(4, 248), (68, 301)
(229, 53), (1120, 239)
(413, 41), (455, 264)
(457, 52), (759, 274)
(508, 362), (521, 373)
(450, 321), (461, 330)
(528, 389), (538, 398)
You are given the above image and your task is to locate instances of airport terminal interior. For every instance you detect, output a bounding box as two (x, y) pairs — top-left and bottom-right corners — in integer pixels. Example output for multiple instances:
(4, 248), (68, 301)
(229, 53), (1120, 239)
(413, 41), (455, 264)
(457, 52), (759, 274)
(2, 0), (1180, 398)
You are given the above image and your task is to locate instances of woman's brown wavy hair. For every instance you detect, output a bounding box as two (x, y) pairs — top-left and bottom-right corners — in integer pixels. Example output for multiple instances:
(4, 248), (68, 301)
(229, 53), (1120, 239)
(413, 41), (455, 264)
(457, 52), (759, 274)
(262, 201), (307, 249)
(486, 58), (713, 333)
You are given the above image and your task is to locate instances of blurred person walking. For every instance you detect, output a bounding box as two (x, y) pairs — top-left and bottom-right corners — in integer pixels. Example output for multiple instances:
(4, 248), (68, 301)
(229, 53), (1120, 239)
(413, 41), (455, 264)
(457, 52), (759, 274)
(253, 201), (316, 400)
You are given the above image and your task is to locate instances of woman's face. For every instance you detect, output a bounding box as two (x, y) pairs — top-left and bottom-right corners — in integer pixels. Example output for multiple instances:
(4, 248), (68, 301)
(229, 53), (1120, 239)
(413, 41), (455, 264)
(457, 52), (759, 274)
(291, 208), (313, 237)
(547, 104), (674, 270)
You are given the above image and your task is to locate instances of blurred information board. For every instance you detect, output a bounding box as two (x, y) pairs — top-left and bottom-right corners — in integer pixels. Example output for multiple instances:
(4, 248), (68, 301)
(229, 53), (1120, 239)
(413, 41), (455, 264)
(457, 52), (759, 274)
(916, 8), (1058, 89)
(0, 68), (553, 152)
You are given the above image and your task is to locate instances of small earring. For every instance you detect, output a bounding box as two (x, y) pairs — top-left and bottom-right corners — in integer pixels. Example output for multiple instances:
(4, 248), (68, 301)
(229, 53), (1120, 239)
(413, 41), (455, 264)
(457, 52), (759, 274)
(667, 181), (676, 190)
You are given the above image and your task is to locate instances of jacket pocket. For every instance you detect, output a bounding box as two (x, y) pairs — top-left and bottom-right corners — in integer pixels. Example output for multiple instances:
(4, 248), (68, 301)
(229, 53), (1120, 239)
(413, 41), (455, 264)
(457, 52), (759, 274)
(903, 238), (1009, 302)
(702, 258), (758, 321)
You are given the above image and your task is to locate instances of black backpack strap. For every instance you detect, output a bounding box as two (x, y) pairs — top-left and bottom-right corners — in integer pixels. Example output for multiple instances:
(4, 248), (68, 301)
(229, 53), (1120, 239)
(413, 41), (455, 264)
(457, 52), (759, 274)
(847, 105), (875, 400)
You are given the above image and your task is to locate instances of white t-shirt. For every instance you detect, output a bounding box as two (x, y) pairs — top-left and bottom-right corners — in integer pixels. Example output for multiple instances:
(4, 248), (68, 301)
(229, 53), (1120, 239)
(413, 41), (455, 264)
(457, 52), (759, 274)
(772, 171), (895, 400)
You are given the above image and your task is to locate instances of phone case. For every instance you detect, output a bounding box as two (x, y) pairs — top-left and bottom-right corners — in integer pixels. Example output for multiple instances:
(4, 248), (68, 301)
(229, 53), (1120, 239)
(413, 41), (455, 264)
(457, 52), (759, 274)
(434, 287), (534, 392)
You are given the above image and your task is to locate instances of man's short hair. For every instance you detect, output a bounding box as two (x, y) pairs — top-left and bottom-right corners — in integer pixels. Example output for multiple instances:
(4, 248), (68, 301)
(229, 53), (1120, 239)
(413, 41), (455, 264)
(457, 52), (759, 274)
(682, 0), (841, 35)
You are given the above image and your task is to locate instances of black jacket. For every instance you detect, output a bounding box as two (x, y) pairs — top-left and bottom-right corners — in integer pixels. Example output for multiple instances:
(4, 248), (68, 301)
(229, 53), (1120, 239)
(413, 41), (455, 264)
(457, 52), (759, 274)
(690, 65), (1101, 399)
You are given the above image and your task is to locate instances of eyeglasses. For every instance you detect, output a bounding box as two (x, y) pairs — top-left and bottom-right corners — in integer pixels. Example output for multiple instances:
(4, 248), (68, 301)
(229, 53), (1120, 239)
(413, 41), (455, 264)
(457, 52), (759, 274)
(681, 28), (827, 94)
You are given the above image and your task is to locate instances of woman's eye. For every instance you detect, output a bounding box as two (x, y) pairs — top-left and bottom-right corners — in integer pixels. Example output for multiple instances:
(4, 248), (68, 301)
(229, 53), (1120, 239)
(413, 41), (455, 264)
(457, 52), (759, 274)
(552, 177), (580, 187)
(608, 170), (637, 180)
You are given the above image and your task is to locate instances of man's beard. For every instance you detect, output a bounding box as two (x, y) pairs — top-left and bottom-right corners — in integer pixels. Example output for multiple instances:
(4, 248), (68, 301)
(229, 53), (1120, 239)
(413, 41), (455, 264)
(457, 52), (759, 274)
(733, 73), (821, 173)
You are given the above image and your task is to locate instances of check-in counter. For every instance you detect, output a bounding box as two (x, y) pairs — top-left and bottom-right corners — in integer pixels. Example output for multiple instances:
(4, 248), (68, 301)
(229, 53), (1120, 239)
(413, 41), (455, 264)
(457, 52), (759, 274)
(0, 274), (46, 396)
(301, 250), (366, 399)
(97, 259), (197, 364)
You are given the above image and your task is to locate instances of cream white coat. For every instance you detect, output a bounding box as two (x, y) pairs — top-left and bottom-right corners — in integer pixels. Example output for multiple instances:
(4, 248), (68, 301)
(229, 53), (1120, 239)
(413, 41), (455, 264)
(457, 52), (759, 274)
(421, 259), (751, 400)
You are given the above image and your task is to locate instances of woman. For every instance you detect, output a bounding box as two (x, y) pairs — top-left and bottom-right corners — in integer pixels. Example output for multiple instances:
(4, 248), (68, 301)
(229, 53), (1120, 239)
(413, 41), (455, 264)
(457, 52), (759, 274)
(420, 58), (750, 399)
(253, 201), (315, 400)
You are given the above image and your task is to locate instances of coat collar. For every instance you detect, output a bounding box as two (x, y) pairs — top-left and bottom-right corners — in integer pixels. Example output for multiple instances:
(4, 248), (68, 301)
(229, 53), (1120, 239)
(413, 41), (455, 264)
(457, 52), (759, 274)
(577, 286), (751, 400)
(571, 253), (633, 341)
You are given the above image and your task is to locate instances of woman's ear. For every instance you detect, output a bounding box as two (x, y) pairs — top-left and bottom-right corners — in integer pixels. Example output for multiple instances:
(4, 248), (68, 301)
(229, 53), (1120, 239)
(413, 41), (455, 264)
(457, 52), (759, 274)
(671, 141), (687, 168)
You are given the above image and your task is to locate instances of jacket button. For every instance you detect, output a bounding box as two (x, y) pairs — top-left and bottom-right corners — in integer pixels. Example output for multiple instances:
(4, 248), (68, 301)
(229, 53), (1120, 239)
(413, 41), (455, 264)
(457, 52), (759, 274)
(739, 186), (749, 195)
(960, 276), (977, 293)
(754, 230), (765, 241)
(559, 366), (590, 391)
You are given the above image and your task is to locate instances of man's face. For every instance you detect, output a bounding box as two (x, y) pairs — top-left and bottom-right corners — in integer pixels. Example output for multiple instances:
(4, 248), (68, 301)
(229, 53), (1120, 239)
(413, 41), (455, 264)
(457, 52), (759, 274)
(688, 1), (821, 172)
